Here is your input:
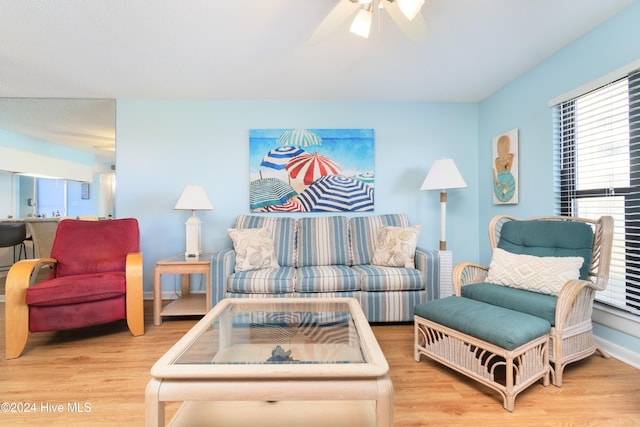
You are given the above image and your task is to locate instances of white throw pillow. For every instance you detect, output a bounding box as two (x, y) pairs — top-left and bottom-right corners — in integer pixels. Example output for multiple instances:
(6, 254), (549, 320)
(371, 225), (421, 268)
(228, 227), (279, 272)
(485, 248), (584, 296)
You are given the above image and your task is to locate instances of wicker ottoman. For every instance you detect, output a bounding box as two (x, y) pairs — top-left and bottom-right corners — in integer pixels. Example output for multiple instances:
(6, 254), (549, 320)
(414, 296), (551, 411)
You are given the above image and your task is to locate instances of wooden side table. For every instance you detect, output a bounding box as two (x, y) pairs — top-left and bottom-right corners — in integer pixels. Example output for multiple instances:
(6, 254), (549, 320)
(153, 253), (213, 326)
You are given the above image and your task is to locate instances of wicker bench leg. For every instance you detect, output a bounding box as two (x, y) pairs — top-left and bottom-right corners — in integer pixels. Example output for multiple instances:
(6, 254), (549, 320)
(414, 315), (550, 411)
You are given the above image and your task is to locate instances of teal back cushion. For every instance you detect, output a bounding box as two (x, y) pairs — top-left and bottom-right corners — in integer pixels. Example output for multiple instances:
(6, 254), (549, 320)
(498, 220), (594, 280)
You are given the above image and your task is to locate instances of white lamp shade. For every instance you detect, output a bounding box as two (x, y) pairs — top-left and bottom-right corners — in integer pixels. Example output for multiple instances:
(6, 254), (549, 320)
(174, 185), (214, 211)
(397, 0), (425, 21)
(350, 8), (373, 38)
(420, 159), (467, 191)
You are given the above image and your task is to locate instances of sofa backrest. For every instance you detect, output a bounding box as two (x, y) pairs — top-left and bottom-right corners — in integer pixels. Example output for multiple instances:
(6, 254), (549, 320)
(296, 216), (350, 267)
(349, 214), (410, 265)
(234, 215), (297, 267)
(497, 219), (594, 280)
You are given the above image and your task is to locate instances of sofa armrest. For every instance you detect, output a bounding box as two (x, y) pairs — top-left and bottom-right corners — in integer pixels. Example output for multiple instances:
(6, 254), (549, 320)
(415, 247), (440, 299)
(212, 248), (235, 308)
(452, 262), (489, 296)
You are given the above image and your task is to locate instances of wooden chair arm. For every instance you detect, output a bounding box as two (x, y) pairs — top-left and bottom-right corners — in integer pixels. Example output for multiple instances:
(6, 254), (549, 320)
(554, 279), (599, 331)
(125, 252), (144, 336)
(5, 258), (57, 302)
(452, 262), (488, 296)
(5, 258), (57, 359)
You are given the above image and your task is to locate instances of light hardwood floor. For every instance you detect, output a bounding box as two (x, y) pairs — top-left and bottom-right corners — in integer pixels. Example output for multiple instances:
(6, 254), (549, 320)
(1, 301), (639, 426)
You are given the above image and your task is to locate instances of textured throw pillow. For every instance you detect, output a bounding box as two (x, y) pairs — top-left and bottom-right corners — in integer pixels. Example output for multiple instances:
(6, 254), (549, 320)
(228, 227), (279, 272)
(485, 248), (584, 296)
(371, 225), (421, 268)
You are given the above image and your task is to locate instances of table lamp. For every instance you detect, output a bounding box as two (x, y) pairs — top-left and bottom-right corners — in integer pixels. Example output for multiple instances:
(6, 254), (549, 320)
(174, 185), (213, 258)
(420, 159), (467, 251)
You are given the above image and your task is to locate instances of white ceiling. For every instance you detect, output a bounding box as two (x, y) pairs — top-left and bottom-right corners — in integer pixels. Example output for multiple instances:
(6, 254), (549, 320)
(0, 0), (636, 161)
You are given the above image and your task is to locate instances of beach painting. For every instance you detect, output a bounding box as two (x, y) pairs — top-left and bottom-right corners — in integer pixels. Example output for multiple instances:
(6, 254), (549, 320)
(249, 128), (375, 212)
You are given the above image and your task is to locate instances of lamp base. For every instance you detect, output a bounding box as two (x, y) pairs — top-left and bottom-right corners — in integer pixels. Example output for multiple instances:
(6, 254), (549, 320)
(439, 191), (447, 251)
(184, 212), (201, 258)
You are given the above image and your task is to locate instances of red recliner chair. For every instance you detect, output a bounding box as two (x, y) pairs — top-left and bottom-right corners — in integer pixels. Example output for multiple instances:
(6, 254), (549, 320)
(5, 218), (144, 359)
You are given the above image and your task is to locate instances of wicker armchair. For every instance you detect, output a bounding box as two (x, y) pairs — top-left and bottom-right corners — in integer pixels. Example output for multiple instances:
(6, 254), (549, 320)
(452, 215), (614, 386)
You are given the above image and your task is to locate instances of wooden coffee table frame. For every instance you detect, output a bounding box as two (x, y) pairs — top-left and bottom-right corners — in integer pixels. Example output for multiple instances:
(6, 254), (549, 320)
(145, 297), (393, 426)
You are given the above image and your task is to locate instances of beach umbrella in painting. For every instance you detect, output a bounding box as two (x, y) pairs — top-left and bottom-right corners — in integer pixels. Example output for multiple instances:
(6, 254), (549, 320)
(258, 199), (304, 212)
(286, 152), (341, 185)
(260, 146), (305, 170)
(297, 175), (374, 212)
(249, 178), (298, 210)
(277, 129), (322, 147)
(353, 171), (375, 186)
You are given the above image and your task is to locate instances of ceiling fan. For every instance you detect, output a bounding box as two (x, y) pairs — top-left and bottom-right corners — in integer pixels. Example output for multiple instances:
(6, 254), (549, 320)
(307, 0), (428, 44)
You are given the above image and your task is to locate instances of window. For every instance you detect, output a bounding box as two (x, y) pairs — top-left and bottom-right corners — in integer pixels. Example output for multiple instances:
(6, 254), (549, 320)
(36, 178), (67, 218)
(553, 69), (640, 315)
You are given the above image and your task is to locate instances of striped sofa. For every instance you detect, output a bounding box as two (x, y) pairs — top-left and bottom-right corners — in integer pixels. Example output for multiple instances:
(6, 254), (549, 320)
(212, 214), (440, 322)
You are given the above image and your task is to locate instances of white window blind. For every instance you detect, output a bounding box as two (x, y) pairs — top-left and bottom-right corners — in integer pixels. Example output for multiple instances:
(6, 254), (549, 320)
(553, 69), (640, 315)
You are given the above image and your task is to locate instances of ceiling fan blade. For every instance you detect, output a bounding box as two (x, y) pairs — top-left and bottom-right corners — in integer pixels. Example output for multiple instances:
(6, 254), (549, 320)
(384, 0), (429, 42)
(307, 0), (360, 45)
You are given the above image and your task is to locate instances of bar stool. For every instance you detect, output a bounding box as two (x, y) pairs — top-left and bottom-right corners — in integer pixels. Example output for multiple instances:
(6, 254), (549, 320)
(0, 223), (28, 271)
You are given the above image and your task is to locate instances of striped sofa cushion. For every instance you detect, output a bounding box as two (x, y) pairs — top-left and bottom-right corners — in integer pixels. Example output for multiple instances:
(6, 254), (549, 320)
(296, 265), (360, 292)
(226, 266), (296, 294)
(296, 216), (350, 266)
(234, 215), (297, 267)
(352, 265), (424, 291)
(349, 214), (410, 265)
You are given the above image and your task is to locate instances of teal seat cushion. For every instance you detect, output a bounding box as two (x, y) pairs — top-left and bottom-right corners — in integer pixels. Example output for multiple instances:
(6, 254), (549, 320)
(414, 296), (551, 350)
(498, 219), (594, 280)
(461, 283), (558, 326)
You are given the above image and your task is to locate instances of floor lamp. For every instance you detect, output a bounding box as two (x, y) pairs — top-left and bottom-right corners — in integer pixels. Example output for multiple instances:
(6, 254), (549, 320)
(420, 158), (467, 251)
(174, 185), (213, 258)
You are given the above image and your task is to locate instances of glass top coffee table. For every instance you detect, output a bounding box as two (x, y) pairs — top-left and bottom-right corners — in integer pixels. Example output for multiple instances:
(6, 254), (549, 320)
(145, 297), (393, 427)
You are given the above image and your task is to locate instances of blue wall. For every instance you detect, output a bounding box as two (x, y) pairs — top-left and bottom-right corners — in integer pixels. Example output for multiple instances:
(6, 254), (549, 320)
(115, 100), (479, 288)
